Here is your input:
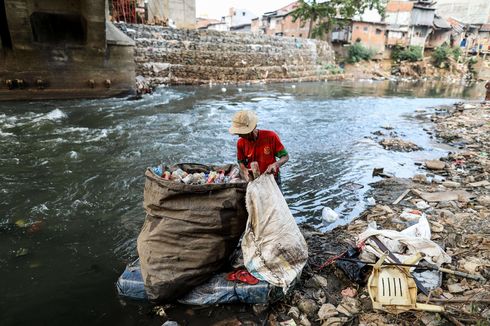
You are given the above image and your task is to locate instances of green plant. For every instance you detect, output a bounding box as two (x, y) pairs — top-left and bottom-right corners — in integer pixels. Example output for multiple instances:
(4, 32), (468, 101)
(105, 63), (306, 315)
(392, 45), (423, 62)
(291, 0), (386, 39)
(324, 63), (344, 74)
(452, 46), (462, 61)
(432, 44), (452, 67)
(432, 44), (463, 68)
(347, 43), (375, 63)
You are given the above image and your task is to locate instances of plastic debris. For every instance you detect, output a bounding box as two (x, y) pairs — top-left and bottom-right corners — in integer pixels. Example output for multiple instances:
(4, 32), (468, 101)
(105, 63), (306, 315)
(322, 207), (339, 223)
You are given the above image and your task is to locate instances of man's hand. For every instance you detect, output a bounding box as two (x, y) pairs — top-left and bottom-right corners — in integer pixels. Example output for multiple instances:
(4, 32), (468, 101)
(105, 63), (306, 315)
(240, 166), (251, 182)
(265, 162), (279, 174)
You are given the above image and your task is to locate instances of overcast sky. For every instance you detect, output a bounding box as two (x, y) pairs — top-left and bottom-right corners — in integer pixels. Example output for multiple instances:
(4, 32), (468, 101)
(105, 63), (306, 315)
(196, 0), (294, 19)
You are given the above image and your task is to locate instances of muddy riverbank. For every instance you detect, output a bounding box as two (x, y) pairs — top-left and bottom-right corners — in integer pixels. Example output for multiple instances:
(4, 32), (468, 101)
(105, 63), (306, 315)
(265, 101), (490, 326)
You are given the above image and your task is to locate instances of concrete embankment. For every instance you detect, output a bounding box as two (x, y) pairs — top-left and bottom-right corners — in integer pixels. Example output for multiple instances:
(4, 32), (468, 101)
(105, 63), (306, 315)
(117, 24), (336, 86)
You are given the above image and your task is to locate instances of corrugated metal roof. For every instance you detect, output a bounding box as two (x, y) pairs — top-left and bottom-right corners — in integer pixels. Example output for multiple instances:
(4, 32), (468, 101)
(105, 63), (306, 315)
(433, 16), (451, 29)
(411, 7), (435, 26)
(481, 24), (490, 32)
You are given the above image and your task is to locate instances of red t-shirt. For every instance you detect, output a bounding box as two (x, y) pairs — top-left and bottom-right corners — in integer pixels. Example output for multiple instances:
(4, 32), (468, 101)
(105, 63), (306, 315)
(237, 129), (288, 175)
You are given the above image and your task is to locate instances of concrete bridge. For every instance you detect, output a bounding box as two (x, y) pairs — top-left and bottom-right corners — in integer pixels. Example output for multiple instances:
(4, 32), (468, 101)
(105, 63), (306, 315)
(0, 0), (135, 100)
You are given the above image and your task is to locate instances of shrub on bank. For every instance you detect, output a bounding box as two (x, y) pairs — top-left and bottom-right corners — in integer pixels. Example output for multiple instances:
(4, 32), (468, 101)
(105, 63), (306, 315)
(432, 44), (462, 68)
(391, 45), (423, 62)
(347, 43), (376, 63)
(324, 63), (344, 74)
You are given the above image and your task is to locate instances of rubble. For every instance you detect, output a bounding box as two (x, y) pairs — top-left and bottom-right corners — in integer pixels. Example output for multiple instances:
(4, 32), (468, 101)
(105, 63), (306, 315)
(267, 101), (490, 325)
(379, 138), (422, 152)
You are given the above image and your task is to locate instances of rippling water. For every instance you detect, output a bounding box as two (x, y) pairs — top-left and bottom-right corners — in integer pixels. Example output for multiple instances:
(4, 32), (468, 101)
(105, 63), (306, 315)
(0, 80), (484, 325)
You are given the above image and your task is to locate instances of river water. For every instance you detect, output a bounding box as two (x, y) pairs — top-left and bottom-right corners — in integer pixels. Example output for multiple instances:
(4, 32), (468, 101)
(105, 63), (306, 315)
(0, 80), (484, 325)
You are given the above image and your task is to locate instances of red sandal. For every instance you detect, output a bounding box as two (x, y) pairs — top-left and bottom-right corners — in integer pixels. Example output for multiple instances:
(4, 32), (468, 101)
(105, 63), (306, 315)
(226, 269), (259, 285)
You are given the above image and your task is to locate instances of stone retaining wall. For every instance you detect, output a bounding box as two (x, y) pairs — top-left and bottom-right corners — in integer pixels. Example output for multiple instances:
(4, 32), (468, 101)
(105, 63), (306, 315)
(117, 24), (336, 86)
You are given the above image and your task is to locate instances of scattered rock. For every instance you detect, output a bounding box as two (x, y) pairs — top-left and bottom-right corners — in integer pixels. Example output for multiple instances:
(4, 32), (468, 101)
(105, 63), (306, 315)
(442, 181), (461, 188)
(318, 304), (338, 320)
(297, 299), (318, 317)
(412, 174), (428, 183)
(425, 160), (445, 170)
(468, 180), (490, 187)
(447, 283), (465, 294)
(477, 195), (490, 207)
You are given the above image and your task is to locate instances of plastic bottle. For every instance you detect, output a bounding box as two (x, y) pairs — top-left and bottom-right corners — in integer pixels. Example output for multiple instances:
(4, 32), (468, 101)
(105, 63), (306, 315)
(228, 166), (240, 179)
(152, 166), (163, 176)
(207, 171), (217, 184)
(214, 170), (225, 184)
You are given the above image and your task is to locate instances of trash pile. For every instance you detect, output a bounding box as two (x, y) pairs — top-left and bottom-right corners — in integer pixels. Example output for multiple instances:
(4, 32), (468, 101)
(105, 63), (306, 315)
(265, 101), (489, 326)
(118, 164), (307, 315)
(379, 137), (422, 152)
(151, 164), (244, 184)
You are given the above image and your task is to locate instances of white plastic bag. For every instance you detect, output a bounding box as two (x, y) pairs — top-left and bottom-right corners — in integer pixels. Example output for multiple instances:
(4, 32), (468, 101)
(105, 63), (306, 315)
(242, 174), (308, 292)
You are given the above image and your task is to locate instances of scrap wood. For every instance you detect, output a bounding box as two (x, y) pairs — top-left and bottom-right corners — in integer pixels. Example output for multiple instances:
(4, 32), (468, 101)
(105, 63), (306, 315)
(441, 312), (465, 326)
(411, 189), (475, 202)
(393, 189), (411, 205)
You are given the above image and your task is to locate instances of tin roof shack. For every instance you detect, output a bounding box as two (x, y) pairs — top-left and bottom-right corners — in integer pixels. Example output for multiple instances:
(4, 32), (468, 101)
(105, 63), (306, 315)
(0, 0), (135, 100)
(385, 1), (413, 47)
(409, 1), (436, 50)
(254, 1), (310, 38)
(426, 15), (452, 49)
(447, 17), (466, 48)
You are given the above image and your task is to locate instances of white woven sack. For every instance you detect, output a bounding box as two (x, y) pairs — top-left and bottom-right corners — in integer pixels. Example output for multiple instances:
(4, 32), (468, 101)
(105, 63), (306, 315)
(241, 174), (308, 292)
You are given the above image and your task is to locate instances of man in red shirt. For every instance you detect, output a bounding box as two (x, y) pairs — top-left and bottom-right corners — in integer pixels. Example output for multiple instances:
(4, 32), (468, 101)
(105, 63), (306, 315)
(229, 110), (289, 183)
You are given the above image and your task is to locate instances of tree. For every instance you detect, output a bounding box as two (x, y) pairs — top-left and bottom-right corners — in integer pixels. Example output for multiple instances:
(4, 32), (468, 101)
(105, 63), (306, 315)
(291, 0), (386, 39)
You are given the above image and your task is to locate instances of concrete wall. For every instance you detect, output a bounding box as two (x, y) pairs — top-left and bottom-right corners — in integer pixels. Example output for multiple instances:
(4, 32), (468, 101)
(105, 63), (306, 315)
(0, 0), (135, 100)
(118, 23), (336, 85)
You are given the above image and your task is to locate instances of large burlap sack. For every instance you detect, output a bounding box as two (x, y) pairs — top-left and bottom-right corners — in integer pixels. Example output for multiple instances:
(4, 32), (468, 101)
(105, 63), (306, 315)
(242, 174), (308, 292)
(137, 164), (248, 301)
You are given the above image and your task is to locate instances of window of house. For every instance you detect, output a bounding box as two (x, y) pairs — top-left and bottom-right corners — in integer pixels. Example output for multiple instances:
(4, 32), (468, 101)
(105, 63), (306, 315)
(299, 33), (302, 37)
(30, 12), (87, 45)
(363, 27), (368, 32)
(242, 12), (245, 16)
(376, 29), (382, 35)
(356, 26), (360, 30)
